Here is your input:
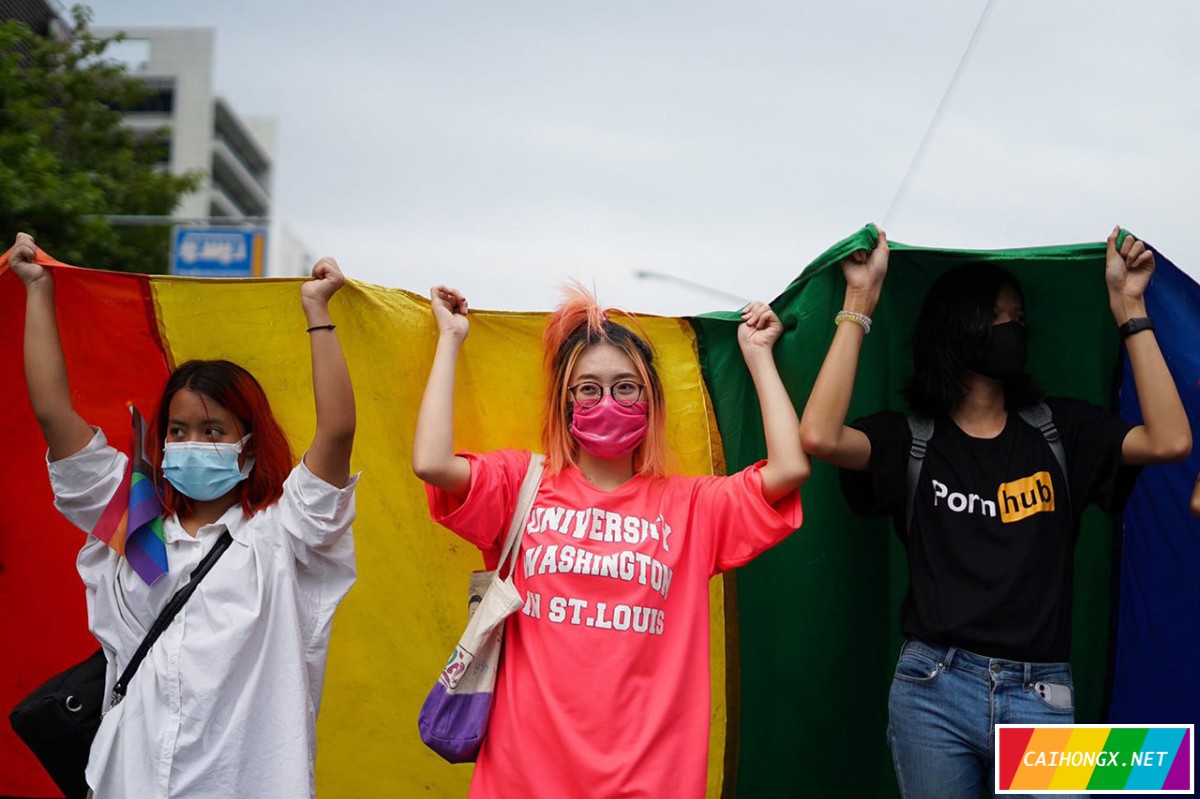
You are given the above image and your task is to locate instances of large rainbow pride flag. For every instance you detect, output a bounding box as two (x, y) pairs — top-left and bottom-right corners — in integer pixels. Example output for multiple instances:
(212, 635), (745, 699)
(1, 228), (1197, 798)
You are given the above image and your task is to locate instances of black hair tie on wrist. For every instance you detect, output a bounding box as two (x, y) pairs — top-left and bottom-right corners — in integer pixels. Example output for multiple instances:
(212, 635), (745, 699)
(306, 324), (336, 333)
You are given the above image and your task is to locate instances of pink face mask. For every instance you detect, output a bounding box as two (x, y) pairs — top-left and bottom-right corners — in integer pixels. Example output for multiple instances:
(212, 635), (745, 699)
(569, 398), (649, 459)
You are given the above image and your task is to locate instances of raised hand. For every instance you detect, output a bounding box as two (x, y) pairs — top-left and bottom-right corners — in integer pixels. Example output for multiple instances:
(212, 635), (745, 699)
(301, 257), (346, 305)
(840, 229), (889, 316)
(738, 301), (783, 353)
(301, 255), (355, 486)
(430, 285), (469, 341)
(737, 299), (809, 498)
(414, 285), (474, 495)
(1102, 226), (1192, 467)
(14, 232), (95, 459)
(8, 232), (47, 286)
(1105, 227), (1155, 311)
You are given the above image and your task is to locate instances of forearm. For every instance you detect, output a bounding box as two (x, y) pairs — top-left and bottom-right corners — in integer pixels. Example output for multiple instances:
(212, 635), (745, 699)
(799, 317), (869, 467)
(745, 348), (809, 502)
(1123, 330), (1191, 461)
(1114, 297), (1191, 463)
(303, 298), (356, 484)
(413, 334), (471, 493)
(24, 277), (92, 459)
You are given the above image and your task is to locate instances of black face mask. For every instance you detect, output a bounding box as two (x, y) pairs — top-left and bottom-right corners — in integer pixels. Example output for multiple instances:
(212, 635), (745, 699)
(970, 320), (1028, 379)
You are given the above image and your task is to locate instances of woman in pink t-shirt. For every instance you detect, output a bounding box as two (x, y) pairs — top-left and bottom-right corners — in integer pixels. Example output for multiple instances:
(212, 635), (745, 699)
(413, 284), (809, 798)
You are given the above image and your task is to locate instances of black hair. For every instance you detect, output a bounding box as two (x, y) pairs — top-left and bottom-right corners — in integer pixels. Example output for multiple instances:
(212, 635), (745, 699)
(904, 263), (1041, 417)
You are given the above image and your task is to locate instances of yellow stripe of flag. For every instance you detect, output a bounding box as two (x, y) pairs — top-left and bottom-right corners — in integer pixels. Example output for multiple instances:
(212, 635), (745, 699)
(150, 277), (728, 798)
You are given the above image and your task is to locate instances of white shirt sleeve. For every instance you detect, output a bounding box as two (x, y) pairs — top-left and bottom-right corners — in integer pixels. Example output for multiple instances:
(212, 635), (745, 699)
(46, 427), (127, 625)
(273, 455), (360, 570)
(271, 457), (359, 703)
(47, 427), (127, 535)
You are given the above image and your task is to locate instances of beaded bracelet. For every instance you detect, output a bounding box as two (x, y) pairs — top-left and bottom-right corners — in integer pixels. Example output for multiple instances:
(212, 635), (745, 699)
(834, 310), (872, 335)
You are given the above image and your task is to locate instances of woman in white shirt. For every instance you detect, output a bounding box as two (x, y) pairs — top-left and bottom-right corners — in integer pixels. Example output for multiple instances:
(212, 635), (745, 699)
(10, 232), (359, 798)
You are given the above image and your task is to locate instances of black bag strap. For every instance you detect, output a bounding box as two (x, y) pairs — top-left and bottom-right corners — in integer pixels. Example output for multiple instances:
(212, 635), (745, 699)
(1017, 401), (1071, 517)
(905, 401), (1071, 533)
(111, 529), (233, 707)
(905, 415), (934, 534)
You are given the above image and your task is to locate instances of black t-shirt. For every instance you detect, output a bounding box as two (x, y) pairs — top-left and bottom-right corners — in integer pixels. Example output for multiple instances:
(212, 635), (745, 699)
(840, 397), (1137, 662)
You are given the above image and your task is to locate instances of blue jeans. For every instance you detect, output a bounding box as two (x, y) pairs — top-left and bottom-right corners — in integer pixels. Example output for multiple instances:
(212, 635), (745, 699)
(887, 640), (1079, 799)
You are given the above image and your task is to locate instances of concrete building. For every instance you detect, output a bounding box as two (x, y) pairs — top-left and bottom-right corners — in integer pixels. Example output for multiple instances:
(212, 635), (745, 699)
(0, 0), (69, 40)
(1, 8), (311, 276)
(96, 26), (310, 277)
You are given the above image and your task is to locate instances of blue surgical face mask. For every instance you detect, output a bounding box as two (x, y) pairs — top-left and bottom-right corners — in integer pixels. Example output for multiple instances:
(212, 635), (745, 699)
(162, 434), (254, 501)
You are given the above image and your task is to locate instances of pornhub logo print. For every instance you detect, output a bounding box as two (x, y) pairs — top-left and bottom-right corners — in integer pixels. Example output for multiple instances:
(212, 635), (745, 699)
(996, 471), (1055, 523)
(931, 471), (1056, 524)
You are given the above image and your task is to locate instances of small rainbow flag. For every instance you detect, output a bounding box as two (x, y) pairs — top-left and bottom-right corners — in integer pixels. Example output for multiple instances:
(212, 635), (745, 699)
(90, 405), (168, 584)
(997, 724), (1194, 794)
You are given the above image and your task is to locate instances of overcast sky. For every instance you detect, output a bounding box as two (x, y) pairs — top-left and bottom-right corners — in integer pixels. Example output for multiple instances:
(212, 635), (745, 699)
(89, 0), (1200, 316)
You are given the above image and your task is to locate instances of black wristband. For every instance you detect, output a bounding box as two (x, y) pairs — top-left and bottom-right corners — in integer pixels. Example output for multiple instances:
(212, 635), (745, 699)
(1117, 316), (1154, 340)
(306, 323), (336, 333)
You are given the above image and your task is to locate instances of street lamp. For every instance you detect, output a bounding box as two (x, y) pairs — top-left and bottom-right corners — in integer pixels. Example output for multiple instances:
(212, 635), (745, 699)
(632, 269), (749, 307)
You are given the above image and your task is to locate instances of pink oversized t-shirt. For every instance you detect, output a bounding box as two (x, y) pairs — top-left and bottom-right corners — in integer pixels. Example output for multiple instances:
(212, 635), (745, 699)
(426, 450), (803, 799)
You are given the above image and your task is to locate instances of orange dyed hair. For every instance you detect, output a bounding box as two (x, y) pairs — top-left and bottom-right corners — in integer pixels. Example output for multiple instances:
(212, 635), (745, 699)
(148, 359), (295, 519)
(541, 283), (668, 477)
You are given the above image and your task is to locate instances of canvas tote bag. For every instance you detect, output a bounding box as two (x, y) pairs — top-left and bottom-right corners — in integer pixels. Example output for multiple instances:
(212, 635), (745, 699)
(418, 454), (544, 763)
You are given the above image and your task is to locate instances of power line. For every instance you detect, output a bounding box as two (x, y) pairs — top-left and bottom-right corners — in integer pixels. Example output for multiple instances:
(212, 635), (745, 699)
(85, 215), (271, 226)
(882, 0), (996, 228)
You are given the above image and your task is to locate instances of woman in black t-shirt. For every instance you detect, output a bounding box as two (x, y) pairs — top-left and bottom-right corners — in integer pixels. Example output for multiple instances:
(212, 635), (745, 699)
(798, 227), (1191, 798)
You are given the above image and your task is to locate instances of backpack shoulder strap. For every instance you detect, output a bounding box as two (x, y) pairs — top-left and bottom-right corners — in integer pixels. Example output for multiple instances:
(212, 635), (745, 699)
(1018, 401), (1072, 516)
(906, 415), (935, 534)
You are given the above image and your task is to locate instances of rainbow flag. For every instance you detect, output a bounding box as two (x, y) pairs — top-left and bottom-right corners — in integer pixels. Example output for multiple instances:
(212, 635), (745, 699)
(3, 233), (1199, 797)
(997, 724), (1194, 793)
(90, 405), (167, 584)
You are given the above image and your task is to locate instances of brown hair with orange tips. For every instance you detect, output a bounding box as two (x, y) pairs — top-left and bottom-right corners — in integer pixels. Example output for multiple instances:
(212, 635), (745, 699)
(541, 283), (667, 477)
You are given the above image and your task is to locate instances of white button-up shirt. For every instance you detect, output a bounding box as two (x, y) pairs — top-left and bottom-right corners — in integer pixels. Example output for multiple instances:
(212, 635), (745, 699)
(48, 430), (358, 799)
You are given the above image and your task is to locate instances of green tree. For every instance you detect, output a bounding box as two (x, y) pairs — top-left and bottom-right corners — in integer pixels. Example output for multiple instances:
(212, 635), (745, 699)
(0, 5), (201, 273)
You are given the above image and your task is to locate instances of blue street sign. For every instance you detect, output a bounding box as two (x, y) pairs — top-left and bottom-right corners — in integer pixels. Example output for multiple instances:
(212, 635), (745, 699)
(171, 227), (268, 277)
